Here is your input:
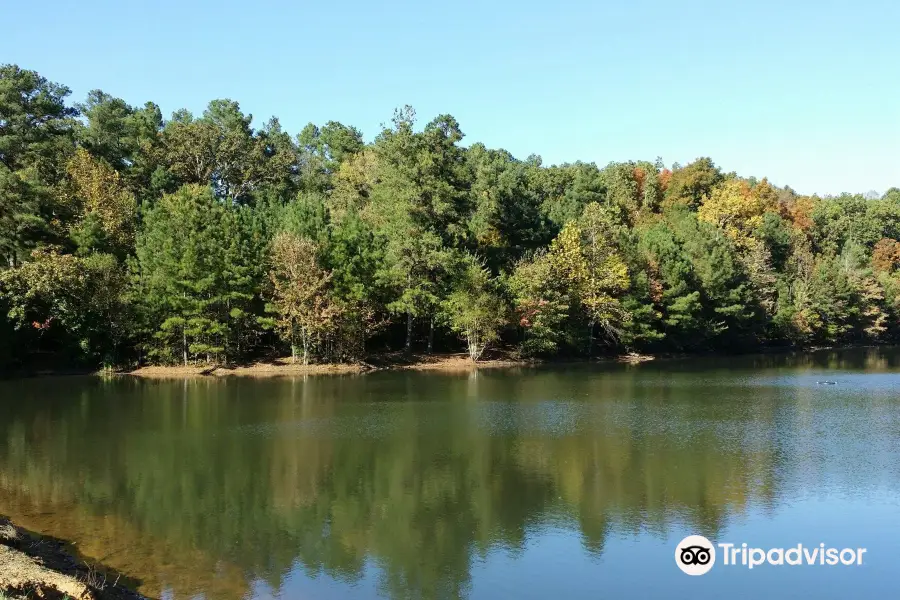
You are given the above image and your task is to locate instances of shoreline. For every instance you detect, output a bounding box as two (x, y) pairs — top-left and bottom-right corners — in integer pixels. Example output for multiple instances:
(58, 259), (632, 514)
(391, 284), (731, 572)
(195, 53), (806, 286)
(115, 345), (887, 379)
(0, 516), (146, 600)
(1, 344), (890, 380)
(119, 351), (657, 379)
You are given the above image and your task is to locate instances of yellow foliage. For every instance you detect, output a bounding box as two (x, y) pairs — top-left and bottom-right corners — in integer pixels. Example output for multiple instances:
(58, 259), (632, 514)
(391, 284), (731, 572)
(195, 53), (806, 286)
(66, 148), (137, 249)
(698, 179), (778, 248)
(268, 232), (339, 364)
(547, 220), (630, 328)
(329, 148), (378, 220)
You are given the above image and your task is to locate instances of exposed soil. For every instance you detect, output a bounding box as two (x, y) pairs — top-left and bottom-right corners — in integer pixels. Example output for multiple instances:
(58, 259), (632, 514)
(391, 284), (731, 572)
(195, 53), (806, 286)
(126, 360), (367, 378)
(0, 517), (146, 600)
(121, 351), (655, 379)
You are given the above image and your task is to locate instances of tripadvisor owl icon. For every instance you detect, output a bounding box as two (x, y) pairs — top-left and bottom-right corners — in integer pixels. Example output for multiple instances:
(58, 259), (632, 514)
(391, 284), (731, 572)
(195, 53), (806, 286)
(675, 535), (716, 576)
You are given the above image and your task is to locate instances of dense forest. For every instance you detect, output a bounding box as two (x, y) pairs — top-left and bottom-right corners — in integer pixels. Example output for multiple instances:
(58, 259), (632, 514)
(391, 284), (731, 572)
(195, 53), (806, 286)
(2, 64), (899, 369)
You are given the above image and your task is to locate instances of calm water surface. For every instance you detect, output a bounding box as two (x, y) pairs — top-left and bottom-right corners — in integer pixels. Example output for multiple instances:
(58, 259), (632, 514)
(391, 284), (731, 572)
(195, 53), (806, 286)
(2, 349), (900, 599)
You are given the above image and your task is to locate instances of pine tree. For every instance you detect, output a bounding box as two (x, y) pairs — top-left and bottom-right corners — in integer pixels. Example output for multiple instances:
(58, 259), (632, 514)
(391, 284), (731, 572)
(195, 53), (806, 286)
(133, 184), (256, 364)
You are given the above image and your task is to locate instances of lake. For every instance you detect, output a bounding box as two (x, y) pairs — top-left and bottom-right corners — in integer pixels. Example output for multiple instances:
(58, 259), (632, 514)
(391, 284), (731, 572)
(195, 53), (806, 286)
(1, 349), (899, 599)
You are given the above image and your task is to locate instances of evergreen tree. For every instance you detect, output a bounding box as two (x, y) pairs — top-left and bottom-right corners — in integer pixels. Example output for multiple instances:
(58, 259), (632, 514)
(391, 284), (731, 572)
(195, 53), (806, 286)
(0, 65), (78, 266)
(133, 184), (256, 364)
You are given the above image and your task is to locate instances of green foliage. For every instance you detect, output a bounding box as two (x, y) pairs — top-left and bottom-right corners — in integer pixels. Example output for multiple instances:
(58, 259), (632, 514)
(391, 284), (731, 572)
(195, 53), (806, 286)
(297, 120), (364, 192)
(364, 107), (472, 351)
(467, 143), (550, 272)
(662, 157), (724, 210)
(639, 209), (759, 350)
(536, 162), (604, 228)
(266, 232), (335, 364)
(0, 65), (77, 266)
(76, 89), (164, 200)
(64, 147), (138, 256)
(0, 249), (130, 365)
(133, 184), (259, 364)
(325, 208), (384, 305)
(0, 64), (77, 175)
(442, 255), (508, 360)
(808, 193), (900, 256)
(1, 64), (899, 370)
(509, 250), (570, 356)
(0, 164), (48, 265)
(509, 210), (631, 357)
(755, 212), (793, 271)
(280, 191), (330, 245)
(160, 101), (296, 204)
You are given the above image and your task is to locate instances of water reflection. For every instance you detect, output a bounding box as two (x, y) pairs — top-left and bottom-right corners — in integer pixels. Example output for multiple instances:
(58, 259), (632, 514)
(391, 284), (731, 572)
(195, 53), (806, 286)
(1, 349), (899, 599)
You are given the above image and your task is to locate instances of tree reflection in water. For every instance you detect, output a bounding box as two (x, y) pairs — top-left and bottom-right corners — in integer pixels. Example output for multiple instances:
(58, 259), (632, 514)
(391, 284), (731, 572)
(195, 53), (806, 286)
(4, 349), (896, 599)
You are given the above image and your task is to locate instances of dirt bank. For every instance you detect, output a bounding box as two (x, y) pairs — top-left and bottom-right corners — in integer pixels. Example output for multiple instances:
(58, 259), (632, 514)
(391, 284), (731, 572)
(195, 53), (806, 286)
(126, 360), (367, 378)
(0, 517), (146, 600)
(121, 352), (655, 379)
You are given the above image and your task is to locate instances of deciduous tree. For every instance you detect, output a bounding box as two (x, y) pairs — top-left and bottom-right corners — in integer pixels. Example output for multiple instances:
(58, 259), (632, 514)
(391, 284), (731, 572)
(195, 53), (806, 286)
(267, 232), (337, 364)
(442, 255), (508, 361)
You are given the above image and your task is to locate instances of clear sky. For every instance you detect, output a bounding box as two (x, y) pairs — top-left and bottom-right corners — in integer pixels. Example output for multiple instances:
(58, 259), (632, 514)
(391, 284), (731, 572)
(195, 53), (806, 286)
(3, 0), (898, 196)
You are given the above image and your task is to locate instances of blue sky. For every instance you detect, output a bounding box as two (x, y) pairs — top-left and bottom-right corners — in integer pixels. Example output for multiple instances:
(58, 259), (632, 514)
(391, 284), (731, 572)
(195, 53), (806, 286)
(3, 0), (897, 196)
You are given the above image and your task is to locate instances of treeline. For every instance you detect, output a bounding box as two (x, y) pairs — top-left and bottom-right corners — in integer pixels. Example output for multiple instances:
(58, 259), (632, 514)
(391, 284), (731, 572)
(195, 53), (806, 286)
(2, 64), (899, 369)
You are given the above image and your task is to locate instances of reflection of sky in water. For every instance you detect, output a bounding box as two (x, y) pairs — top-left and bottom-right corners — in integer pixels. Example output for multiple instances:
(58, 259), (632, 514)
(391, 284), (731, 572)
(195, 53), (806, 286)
(741, 372), (900, 390)
(249, 497), (900, 600)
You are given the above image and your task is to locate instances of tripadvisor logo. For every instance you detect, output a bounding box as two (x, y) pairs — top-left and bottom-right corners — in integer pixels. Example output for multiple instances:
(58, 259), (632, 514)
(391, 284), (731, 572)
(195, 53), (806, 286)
(675, 535), (867, 575)
(675, 535), (716, 576)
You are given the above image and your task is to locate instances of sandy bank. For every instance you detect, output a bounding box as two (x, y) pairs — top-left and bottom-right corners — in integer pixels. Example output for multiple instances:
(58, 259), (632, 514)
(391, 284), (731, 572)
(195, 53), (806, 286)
(0, 517), (145, 600)
(126, 360), (366, 378)
(120, 352), (655, 379)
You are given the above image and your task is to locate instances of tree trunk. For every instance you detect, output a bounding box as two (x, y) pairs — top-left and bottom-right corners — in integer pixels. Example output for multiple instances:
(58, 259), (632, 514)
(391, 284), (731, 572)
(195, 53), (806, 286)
(301, 327), (309, 366)
(182, 292), (189, 366)
(405, 312), (413, 354)
(427, 318), (434, 354)
(587, 320), (594, 357)
(466, 325), (484, 362)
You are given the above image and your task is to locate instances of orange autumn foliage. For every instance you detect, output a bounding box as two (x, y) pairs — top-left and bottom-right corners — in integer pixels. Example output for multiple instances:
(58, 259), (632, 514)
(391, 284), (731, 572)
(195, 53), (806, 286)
(783, 195), (816, 231)
(872, 238), (900, 272)
(633, 166), (646, 201)
(658, 168), (672, 193)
